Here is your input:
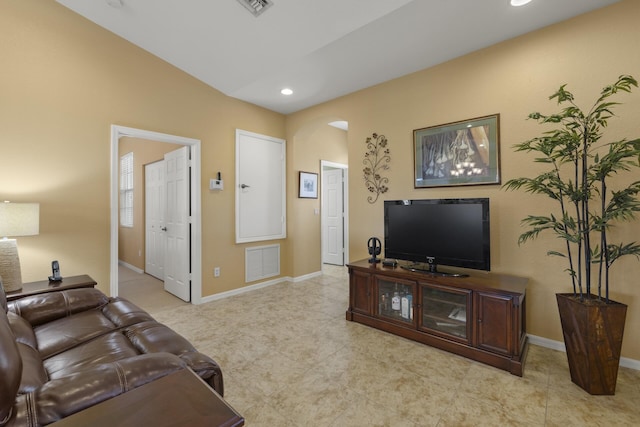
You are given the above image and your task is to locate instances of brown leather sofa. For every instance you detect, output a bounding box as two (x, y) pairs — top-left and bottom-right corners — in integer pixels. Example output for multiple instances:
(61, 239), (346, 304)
(0, 283), (223, 426)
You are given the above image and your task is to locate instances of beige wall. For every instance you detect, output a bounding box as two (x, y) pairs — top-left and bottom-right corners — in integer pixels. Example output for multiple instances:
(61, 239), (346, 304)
(2, 0), (640, 361)
(287, 0), (640, 360)
(118, 137), (178, 270)
(287, 121), (348, 277)
(0, 0), (287, 297)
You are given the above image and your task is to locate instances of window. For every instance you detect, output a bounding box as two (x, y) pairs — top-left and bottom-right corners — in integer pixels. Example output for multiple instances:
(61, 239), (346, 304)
(120, 152), (134, 227)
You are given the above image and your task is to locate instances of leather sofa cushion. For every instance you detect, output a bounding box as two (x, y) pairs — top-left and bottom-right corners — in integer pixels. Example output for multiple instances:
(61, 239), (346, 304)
(101, 298), (155, 327)
(15, 342), (48, 394)
(34, 309), (118, 359)
(125, 321), (196, 356)
(34, 297), (156, 359)
(44, 332), (140, 380)
(6, 312), (37, 350)
(8, 288), (109, 327)
(7, 314), (49, 394)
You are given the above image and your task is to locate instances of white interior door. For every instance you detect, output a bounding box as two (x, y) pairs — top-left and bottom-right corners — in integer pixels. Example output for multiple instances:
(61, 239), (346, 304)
(145, 161), (165, 280)
(322, 167), (344, 265)
(164, 146), (190, 301)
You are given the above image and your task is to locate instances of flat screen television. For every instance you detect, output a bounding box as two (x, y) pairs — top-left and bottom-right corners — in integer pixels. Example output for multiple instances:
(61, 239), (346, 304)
(384, 198), (490, 275)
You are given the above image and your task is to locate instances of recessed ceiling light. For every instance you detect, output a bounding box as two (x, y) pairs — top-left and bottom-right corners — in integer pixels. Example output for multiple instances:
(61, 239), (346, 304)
(510, 0), (532, 6)
(280, 88), (293, 96)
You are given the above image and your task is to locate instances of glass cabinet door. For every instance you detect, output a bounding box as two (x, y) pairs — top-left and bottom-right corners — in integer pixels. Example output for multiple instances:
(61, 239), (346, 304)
(375, 277), (416, 325)
(420, 283), (471, 342)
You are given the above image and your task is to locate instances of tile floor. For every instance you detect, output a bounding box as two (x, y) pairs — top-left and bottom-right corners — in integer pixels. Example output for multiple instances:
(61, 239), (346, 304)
(119, 265), (640, 426)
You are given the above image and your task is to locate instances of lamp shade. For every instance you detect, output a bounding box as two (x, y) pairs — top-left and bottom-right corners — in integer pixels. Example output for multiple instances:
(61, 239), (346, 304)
(0, 202), (39, 237)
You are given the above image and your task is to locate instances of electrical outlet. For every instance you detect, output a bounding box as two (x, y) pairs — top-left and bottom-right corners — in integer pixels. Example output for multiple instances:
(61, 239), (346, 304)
(214, 267), (220, 277)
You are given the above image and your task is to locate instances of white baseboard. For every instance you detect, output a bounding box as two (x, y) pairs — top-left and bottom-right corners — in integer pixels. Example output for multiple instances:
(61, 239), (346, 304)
(198, 275), (291, 304)
(198, 270), (324, 304)
(118, 260), (144, 274)
(291, 270), (323, 282)
(527, 334), (640, 371)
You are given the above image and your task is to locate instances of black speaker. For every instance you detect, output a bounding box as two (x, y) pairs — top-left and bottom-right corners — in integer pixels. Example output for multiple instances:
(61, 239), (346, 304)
(367, 237), (381, 263)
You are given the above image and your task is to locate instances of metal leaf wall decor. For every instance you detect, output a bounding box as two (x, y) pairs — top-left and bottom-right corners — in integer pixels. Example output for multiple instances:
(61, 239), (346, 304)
(363, 133), (390, 204)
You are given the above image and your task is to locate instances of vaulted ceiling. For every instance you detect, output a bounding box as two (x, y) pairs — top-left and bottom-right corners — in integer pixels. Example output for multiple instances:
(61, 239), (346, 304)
(56, 0), (620, 114)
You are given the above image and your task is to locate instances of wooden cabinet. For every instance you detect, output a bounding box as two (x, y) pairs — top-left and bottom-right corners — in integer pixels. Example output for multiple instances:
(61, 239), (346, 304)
(346, 260), (528, 376)
(350, 268), (372, 315)
(375, 276), (416, 327)
(476, 291), (515, 356)
(419, 283), (471, 343)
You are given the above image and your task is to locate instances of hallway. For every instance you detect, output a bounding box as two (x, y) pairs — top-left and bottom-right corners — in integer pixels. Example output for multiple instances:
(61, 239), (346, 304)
(118, 265), (187, 312)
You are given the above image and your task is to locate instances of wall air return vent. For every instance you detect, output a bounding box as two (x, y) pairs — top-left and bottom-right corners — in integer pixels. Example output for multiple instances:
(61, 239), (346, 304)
(237, 0), (273, 17)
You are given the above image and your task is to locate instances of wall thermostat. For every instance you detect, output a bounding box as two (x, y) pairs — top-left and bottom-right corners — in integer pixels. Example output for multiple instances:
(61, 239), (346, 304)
(210, 179), (223, 190)
(210, 171), (223, 190)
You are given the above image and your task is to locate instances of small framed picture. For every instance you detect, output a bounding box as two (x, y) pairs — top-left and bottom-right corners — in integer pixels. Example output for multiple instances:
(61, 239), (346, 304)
(414, 114), (500, 188)
(298, 171), (318, 198)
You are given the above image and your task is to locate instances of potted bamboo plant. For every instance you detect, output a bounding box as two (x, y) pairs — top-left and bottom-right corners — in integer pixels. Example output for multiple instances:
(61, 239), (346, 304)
(503, 75), (640, 395)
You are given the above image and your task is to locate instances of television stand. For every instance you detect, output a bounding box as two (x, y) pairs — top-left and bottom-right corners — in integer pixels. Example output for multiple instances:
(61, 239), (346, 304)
(401, 263), (468, 278)
(346, 259), (529, 376)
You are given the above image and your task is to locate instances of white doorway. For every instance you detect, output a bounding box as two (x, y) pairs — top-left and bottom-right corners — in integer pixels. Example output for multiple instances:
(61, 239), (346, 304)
(321, 160), (348, 266)
(110, 125), (203, 304)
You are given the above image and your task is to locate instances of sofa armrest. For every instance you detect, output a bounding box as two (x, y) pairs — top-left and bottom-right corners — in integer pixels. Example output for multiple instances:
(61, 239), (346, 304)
(124, 321), (224, 395)
(5, 353), (187, 427)
(0, 310), (22, 427)
(179, 351), (224, 395)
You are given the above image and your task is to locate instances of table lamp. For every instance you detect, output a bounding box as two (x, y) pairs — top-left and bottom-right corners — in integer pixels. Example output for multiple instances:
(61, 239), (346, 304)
(0, 201), (39, 292)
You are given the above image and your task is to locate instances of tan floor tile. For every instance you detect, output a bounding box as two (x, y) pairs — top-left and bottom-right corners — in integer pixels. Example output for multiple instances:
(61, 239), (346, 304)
(119, 264), (640, 426)
(269, 369), (362, 426)
(238, 400), (299, 427)
(331, 393), (424, 427)
(439, 395), (544, 427)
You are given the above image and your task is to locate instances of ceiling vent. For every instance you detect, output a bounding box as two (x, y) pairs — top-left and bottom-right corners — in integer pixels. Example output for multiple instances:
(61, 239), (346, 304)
(236, 0), (273, 17)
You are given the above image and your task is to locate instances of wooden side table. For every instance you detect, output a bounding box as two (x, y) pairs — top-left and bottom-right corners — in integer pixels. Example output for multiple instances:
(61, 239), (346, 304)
(50, 368), (244, 427)
(5, 274), (97, 301)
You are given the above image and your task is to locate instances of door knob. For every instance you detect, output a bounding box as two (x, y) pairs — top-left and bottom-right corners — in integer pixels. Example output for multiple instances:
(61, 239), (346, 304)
(241, 184), (250, 189)
(160, 226), (167, 231)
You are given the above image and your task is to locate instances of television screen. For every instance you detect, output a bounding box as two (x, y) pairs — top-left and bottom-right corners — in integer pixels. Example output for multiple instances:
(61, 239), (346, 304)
(384, 198), (490, 273)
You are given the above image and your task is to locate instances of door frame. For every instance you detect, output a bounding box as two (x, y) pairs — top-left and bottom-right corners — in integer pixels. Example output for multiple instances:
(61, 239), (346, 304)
(320, 160), (349, 266)
(110, 125), (203, 303)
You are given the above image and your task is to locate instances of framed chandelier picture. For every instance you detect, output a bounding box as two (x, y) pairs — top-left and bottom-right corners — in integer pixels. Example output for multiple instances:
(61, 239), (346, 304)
(413, 114), (500, 188)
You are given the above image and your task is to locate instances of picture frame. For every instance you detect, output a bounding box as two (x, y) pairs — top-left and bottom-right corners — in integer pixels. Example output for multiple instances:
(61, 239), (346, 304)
(413, 114), (500, 188)
(298, 171), (318, 198)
